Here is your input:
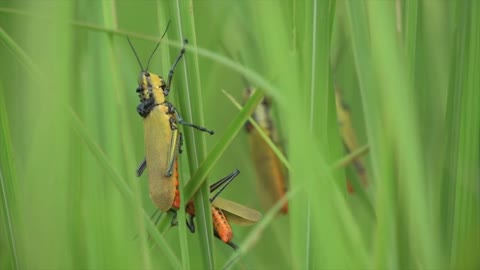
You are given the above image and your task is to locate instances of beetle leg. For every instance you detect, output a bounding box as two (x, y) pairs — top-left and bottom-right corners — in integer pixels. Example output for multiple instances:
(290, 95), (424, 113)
(136, 158), (147, 177)
(213, 231), (238, 251)
(179, 132), (184, 154)
(186, 214), (195, 233)
(164, 39), (188, 96)
(169, 209), (178, 227)
(164, 125), (180, 177)
(174, 108), (214, 135)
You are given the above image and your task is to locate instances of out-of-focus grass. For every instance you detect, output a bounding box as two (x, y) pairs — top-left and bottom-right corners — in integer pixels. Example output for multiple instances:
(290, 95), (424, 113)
(0, 0), (479, 269)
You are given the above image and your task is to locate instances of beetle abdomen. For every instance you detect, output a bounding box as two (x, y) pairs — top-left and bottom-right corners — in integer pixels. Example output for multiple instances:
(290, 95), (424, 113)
(144, 105), (176, 211)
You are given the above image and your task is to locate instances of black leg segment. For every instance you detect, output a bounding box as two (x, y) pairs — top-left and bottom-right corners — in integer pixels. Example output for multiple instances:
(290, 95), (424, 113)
(164, 39), (188, 96)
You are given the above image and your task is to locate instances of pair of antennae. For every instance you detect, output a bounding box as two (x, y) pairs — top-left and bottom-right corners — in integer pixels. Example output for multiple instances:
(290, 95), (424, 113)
(127, 20), (171, 71)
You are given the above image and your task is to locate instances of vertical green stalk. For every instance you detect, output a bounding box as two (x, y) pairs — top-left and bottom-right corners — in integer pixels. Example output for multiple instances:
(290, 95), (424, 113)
(171, 1), (215, 268)
(0, 83), (20, 270)
(16, 1), (73, 268)
(366, 1), (442, 268)
(404, 0), (418, 73)
(345, 2), (398, 269)
(302, 0), (354, 268)
(155, 2), (191, 269)
(448, 1), (480, 268)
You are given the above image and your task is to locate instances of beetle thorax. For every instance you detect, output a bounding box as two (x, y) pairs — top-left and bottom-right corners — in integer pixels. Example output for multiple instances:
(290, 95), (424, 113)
(138, 71), (167, 103)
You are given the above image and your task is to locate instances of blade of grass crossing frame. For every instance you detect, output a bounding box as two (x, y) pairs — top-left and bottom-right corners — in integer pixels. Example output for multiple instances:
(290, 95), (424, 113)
(345, 2), (398, 269)
(222, 141), (372, 269)
(172, 1), (214, 268)
(94, 2), (131, 268)
(222, 89), (291, 170)
(1, 6), (278, 96)
(183, 89), (264, 200)
(404, 0), (418, 81)
(155, 3), (191, 269)
(68, 108), (182, 269)
(309, 2), (352, 268)
(0, 26), (42, 79)
(0, 10), (280, 101)
(443, 0), (468, 257)
(367, 1), (443, 268)
(448, 2), (480, 268)
(0, 84), (21, 270)
(21, 5), (72, 268)
(222, 188), (300, 270)
(292, 0), (348, 267)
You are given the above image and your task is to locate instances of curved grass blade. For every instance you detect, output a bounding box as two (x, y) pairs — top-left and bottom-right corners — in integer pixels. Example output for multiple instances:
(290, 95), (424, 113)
(447, 2), (480, 267)
(333, 144), (370, 170)
(0, 84), (20, 270)
(222, 143), (372, 269)
(222, 89), (292, 171)
(183, 89), (264, 200)
(68, 107), (181, 269)
(0, 26), (42, 80)
(171, 1), (214, 268)
(0, 8), (279, 102)
(221, 187), (298, 270)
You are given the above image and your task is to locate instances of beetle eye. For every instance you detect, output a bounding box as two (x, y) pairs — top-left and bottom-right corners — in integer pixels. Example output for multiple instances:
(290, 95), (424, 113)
(145, 72), (150, 77)
(136, 86), (143, 93)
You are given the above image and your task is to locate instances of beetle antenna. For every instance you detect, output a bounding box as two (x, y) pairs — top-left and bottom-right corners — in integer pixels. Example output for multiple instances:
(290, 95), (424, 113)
(146, 20), (171, 71)
(127, 36), (145, 71)
(209, 169), (240, 203)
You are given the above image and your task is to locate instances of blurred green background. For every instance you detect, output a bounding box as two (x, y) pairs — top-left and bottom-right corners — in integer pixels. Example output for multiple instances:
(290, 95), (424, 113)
(1, 0), (479, 269)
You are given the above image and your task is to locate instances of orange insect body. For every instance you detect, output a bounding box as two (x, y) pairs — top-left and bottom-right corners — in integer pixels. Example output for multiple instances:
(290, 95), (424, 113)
(172, 161), (181, 209)
(169, 170), (259, 249)
(212, 206), (233, 243)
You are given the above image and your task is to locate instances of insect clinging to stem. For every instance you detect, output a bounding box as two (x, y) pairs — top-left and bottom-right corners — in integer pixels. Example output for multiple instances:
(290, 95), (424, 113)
(335, 87), (368, 193)
(244, 88), (289, 214)
(128, 21), (214, 212)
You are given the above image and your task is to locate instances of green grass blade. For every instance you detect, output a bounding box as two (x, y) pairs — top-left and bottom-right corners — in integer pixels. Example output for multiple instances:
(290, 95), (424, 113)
(0, 83), (21, 270)
(222, 187), (299, 270)
(222, 89), (291, 171)
(404, 0), (418, 79)
(68, 108), (182, 270)
(345, 2), (398, 268)
(0, 26), (42, 79)
(183, 89), (264, 200)
(333, 144), (370, 170)
(447, 1), (480, 268)
(222, 140), (371, 269)
(2, 2), (477, 269)
(367, 2), (442, 267)
(171, 1), (215, 268)
(154, 3), (191, 269)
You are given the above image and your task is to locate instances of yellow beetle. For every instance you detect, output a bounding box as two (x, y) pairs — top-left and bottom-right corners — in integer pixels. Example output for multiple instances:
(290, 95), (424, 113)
(128, 27), (213, 212)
